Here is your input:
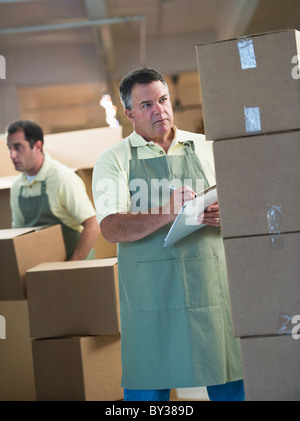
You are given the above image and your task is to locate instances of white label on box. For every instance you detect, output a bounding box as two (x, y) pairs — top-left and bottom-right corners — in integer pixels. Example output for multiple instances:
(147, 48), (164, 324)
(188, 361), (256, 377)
(244, 106), (262, 132)
(237, 38), (257, 69)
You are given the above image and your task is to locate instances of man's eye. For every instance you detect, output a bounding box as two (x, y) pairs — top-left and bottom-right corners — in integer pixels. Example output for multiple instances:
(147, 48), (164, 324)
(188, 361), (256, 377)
(142, 103), (150, 108)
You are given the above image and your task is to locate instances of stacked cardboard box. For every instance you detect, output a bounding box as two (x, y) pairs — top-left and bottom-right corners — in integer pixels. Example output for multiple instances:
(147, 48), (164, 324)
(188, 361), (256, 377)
(0, 127), (124, 400)
(25, 258), (123, 401)
(0, 225), (66, 401)
(197, 29), (300, 401)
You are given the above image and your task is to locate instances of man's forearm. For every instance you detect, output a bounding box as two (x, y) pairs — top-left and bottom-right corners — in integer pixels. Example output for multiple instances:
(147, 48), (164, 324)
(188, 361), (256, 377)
(69, 216), (100, 260)
(100, 210), (174, 243)
(99, 186), (196, 243)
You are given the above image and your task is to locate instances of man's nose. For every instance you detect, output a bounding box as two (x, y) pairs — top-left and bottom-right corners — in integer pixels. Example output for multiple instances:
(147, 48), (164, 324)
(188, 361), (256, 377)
(10, 148), (17, 159)
(154, 102), (164, 113)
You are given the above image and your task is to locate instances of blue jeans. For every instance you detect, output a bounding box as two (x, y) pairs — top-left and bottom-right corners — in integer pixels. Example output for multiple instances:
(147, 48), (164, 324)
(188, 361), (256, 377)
(124, 380), (245, 401)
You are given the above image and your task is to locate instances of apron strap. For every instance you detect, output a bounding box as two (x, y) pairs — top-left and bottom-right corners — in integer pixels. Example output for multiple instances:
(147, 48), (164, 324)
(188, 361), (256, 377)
(181, 140), (196, 154)
(130, 141), (138, 161)
(19, 180), (46, 196)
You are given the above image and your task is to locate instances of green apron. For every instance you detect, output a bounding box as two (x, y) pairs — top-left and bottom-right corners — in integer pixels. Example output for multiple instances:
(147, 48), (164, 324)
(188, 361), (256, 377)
(19, 180), (94, 260)
(118, 139), (243, 389)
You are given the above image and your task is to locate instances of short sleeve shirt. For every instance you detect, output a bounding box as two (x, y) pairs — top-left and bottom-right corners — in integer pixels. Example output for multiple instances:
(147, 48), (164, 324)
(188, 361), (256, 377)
(10, 152), (96, 232)
(92, 126), (216, 225)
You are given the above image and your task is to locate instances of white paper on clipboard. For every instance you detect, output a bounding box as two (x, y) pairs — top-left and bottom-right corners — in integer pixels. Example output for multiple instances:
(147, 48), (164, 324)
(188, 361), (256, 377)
(163, 185), (218, 247)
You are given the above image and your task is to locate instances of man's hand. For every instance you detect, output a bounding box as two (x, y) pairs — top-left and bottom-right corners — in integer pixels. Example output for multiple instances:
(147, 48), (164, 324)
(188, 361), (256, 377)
(100, 186), (197, 244)
(198, 202), (221, 227)
(167, 186), (196, 215)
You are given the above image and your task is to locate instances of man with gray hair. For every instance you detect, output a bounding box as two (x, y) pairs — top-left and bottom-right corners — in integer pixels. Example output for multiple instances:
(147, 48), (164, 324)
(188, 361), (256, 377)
(93, 68), (244, 401)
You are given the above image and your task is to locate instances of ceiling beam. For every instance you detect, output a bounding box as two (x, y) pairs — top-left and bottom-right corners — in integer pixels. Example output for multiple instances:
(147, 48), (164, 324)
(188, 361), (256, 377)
(83, 0), (115, 79)
(0, 15), (145, 35)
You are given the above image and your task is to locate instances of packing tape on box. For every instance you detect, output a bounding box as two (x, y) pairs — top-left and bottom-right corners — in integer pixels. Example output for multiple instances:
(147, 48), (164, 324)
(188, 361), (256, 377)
(244, 106), (262, 133)
(238, 38), (263, 134)
(237, 38), (257, 70)
(267, 204), (284, 249)
(277, 313), (297, 336)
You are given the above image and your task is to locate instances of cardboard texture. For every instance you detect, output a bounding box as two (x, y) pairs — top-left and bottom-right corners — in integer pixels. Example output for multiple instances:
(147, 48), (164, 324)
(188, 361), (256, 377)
(196, 29), (300, 140)
(0, 225), (66, 300)
(32, 335), (123, 401)
(240, 335), (300, 401)
(75, 167), (117, 259)
(0, 301), (36, 401)
(223, 232), (300, 337)
(213, 131), (300, 238)
(0, 176), (18, 229)
(0, 138), (18, 177)
(26, 258), (120, 338)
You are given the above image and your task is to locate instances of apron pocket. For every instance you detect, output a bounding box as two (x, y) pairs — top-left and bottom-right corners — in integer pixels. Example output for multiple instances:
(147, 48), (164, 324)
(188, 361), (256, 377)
(137, 259), (185, 312)
(182, 256), (223, 308)
(137, 256), (223, 312)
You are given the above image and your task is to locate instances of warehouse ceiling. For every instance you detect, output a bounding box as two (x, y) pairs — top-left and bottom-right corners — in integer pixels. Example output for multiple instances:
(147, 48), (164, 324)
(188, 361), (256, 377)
(0, 0), (300, 133)
(1, 0), (300, 78)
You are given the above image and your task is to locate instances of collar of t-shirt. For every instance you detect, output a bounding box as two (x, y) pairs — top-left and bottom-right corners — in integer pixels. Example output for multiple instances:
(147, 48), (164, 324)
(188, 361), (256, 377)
(26, 173), (38, 183)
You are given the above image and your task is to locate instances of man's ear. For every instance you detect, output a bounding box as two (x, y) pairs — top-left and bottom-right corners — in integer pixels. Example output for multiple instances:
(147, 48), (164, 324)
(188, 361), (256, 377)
(34, 140), (43, 153)
(125, 109), (134, 122)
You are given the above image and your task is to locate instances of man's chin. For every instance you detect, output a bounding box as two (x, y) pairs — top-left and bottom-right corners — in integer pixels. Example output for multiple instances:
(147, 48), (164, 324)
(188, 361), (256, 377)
(13, 164), (23, 172)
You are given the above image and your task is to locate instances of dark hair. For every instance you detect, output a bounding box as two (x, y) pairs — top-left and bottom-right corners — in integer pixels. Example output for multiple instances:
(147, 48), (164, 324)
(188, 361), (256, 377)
(119, 67), (168, 110)
(7, 120), (44, 150)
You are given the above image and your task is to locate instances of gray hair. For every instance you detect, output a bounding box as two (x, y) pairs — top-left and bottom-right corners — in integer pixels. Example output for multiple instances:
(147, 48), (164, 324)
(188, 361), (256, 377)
(119, 67), (169, 110)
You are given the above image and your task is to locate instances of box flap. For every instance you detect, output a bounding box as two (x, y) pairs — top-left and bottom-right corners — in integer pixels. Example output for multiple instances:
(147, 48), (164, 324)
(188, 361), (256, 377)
(196, 28), (297, 47)
(27, 257), (118, 273)
(0, 226), (51, 240)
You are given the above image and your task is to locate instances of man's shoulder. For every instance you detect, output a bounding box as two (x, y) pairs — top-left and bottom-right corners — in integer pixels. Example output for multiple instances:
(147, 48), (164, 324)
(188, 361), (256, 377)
(95, 136), (131, 164)
(11, 173), (23, 190)
(177, 128), (208, 144)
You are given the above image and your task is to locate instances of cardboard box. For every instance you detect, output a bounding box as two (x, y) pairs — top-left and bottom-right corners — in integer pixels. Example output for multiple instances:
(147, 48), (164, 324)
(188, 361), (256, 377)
(32, 335), (123, 401)
(223, 232), (300, 337)
(0, 176), (18, 229)
(26, 258), (120, 338)
(0, 138), (18, 177)
(213, 131), (300, 239)
(0, 301), (36, 401)
(240, 335), (300, 401)
(0, 225), (66, 300)
(75, 167), (117, 259)
(196, 29), (300, 140)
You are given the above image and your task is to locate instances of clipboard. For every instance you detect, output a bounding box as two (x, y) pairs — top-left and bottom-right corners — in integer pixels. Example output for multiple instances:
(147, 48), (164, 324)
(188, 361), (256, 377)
(163, 185), (218, 247)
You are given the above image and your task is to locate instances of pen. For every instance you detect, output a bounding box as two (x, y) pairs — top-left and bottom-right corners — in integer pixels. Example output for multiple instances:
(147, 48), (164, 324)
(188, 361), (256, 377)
(169, 184), (216, 196)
